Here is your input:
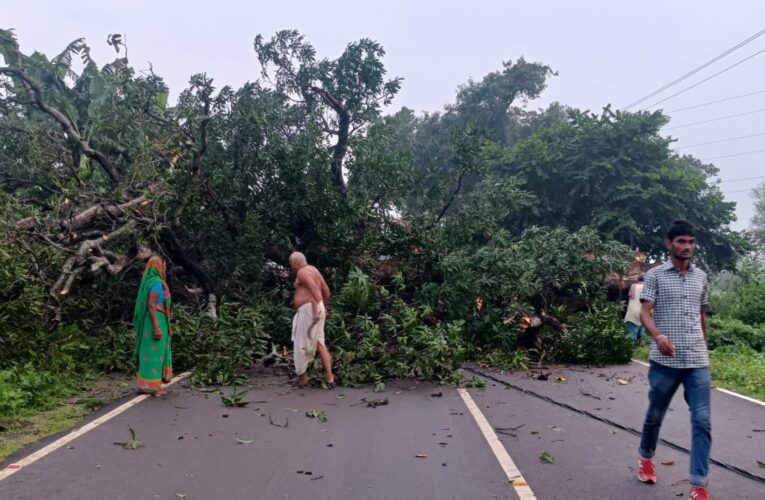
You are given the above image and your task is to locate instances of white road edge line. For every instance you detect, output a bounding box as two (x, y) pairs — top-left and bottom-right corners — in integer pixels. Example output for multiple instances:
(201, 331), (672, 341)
(0, 371), (192, 481)
(458, 388), (536, 499)
(632, 359), (765, 407)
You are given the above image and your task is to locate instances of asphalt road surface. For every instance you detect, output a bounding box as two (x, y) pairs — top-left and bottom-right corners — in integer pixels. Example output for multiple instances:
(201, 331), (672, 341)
(1, 362), (763, 500)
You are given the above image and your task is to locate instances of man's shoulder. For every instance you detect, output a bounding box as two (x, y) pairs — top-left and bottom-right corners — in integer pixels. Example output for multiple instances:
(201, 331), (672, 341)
(645, 262), (669, 278)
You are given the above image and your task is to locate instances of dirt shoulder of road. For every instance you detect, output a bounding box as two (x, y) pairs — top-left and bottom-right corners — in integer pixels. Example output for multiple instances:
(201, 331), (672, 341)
(0, 374), (134, 462)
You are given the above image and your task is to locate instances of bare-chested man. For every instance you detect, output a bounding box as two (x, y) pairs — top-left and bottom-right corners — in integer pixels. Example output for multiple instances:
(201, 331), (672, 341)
(289, 252), (334, 387)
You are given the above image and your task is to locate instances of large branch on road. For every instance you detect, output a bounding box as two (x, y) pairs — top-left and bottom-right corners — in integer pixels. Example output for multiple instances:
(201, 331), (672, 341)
(309, 86), (349, 195)
(0, 67), (122, 184)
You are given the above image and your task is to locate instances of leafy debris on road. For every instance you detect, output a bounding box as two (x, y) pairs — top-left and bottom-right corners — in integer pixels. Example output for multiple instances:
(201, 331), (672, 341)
(310, 475), (324, 481)
(175, 494), (186, 498)
(617, 379), (629, 385)
(661, 461), (675, 466)
(116, 427), (143, 450)
(757, 460), (765, 469)
(540, 451), (555, 463)
(415, 453), (428, 458)
(221, 385), (250, 407)
(430, 391), (443, 397)
(536, 373), (549, 381)
(367, 398), (389, 408)
(306, 409), (328, 422)
(555, 376), (566, 383)
(373, 382), (386, 393)
(464, 376), (486, 389)
(236, 438), (254, 445)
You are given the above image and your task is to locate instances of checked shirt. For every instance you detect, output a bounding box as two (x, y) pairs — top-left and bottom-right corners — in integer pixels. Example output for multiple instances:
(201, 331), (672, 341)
(640, 260), (709, 368)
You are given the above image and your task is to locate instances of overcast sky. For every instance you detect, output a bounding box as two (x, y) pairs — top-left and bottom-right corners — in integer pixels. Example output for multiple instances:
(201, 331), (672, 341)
(3, 0), (764, 230)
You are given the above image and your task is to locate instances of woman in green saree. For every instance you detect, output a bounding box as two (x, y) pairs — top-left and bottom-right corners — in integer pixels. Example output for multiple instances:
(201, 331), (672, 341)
(133, 255), (173, 396)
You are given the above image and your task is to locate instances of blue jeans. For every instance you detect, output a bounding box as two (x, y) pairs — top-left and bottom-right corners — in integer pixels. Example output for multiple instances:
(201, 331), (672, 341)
(639, 361), (712, 486)
(625, 321), (645, 344)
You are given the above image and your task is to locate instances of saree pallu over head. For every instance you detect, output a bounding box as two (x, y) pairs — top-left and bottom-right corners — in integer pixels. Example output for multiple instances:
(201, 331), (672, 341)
(133, 256), (173, 392)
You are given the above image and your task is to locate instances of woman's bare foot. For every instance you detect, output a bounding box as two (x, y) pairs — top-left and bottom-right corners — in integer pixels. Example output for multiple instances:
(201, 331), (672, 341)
(152, 389), (167, 397)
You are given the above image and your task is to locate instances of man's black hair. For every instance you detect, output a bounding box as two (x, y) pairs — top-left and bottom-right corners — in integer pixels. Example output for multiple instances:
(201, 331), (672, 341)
(666, 219), (696, 241)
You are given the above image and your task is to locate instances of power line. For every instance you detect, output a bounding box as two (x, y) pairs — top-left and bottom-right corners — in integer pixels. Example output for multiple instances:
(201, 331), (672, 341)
(664, 108), (765, 130)
(623, 28), (765, 110)
(645, 47), (765, 109)
(718, 175), (765, 183)
(702, 149), (765, 161)
(668, 89), (765, 113)
(723, 189), (755, 194)
(676, 132), (765, 149)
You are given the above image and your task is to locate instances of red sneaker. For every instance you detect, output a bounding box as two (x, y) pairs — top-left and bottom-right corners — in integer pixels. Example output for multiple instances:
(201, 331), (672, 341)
(638, 458), (656, 484)
(689, 486), (710, 500)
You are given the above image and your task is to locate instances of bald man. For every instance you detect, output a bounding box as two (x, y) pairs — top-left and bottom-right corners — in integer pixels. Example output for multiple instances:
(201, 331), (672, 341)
(289, 252), (334, 387)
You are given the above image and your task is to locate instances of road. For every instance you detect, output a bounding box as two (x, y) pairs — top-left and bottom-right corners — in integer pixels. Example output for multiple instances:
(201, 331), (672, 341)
(1, 362), (763, 499)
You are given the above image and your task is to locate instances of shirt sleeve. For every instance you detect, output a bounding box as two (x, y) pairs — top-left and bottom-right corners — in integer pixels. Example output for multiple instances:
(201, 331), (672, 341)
(640, 271), (657, 303)
(701, 277), (709, 307)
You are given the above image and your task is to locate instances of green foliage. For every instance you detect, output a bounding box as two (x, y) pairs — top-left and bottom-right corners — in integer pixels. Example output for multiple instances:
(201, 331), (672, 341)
(221, 385), (250, 407)
(305, 409), (328, 423)
(173, 302), (269, 386)
(709, 345), (765, 401)
(707, 318), (765, 352)
(546, 302), (634, 364)
(479, 349), (530, 371)
(327, 269), (468, 385)
(0, 365), (73, 419)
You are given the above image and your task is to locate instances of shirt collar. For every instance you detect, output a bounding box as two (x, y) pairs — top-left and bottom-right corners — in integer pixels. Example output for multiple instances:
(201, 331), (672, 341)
(661, 260), (695, 273)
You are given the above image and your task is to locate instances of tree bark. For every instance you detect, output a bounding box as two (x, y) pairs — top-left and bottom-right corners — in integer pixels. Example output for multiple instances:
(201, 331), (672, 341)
(159, 228), (218, 320)
(310, 86), (349, 195)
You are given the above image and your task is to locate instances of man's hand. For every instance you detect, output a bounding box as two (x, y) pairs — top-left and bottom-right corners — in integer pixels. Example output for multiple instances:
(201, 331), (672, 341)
(655, 334), (675, 356)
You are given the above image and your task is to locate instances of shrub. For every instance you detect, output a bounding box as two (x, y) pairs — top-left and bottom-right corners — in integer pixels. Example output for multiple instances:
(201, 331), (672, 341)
(707, 318), (765, 352)
(545, 302), (634, 364)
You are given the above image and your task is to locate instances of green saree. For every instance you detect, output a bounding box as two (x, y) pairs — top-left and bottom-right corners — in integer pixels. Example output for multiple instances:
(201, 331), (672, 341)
(133, 259), (173, 393)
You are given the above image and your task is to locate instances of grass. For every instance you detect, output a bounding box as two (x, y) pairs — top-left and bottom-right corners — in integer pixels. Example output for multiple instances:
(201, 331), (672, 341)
(633, 344), (765, 402)
(709, 346), (765, 401)
(0, 373), (133, 462)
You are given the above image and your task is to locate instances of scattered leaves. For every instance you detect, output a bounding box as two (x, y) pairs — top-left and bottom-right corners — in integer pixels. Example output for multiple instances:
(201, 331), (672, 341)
(122, 427), (142, 450)
(617, 379), (629, 385)
(661, 461), (675, 466)
(464, 376), (487, 389)
(236, 438), (254, 445)
(757, 460), (765, 469)
(305, 409), (328, 423)
(540, 451), (555, 464)
(221, 385), (250, 407)
(555, 376), (567, 383)
(373, 382), (386, 393)
(415, 454), (428, 458)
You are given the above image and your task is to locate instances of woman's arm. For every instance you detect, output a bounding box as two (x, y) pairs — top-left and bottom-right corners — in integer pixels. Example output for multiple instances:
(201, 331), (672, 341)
(147, 291), (163, 340)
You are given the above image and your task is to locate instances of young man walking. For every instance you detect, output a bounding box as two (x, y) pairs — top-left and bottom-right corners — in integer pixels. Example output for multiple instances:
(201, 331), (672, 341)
(638, 220), (711, 500)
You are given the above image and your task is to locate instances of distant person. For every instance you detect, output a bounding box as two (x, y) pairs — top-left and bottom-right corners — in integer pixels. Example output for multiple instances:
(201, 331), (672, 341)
(133, 255), (173, 396)
(637, 220), (711, 500)
(289, 252), (334, 388)
(624, 273), (646, 346)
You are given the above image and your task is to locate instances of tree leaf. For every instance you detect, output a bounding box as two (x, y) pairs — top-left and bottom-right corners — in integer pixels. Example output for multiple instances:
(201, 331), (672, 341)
(540, 451), (555, 464)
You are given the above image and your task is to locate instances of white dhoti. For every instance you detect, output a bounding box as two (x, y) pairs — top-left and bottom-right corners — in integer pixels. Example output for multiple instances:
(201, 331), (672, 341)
(292, 302), (326, 376)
